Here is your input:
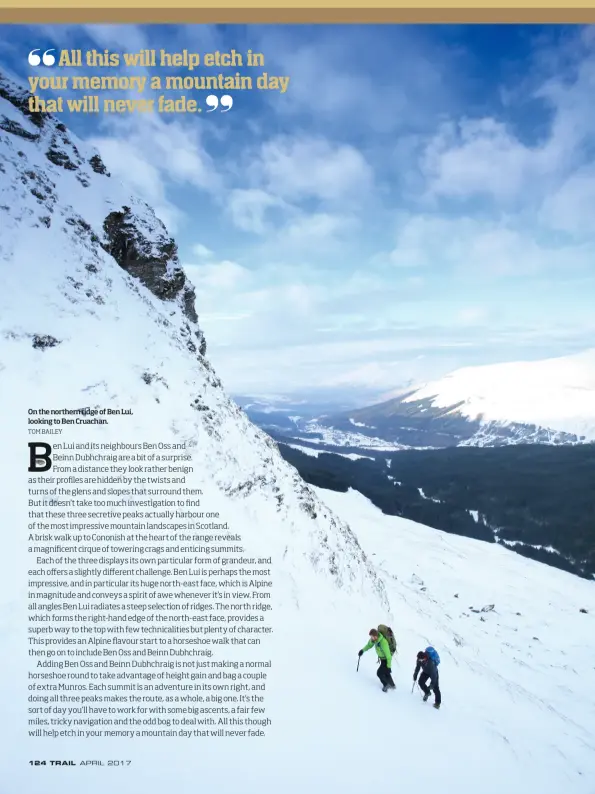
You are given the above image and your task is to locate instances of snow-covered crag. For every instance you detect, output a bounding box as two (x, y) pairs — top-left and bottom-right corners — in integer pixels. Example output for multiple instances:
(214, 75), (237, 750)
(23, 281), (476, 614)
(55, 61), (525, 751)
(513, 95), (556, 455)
(0, 69), (386, 613)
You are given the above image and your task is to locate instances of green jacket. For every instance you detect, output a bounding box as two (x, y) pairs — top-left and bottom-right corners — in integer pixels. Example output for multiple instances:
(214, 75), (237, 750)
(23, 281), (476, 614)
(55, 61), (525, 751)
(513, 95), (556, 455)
(362, 634), (392, 668)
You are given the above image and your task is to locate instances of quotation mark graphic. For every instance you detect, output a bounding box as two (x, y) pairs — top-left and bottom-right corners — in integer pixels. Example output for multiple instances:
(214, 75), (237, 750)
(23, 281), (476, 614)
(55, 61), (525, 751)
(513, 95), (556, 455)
(206, 95), (233, 112)
(28, 49), (56, 66)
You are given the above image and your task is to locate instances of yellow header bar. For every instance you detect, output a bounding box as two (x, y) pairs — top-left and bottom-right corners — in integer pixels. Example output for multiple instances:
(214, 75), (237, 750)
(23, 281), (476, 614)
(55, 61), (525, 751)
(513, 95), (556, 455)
(1, 1), (595, 22)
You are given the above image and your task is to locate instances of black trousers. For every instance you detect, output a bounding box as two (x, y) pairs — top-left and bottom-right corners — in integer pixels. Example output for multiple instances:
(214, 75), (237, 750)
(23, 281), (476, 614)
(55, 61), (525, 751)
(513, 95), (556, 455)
(377, 659), (395, 688)
(418, 673), (441, 705)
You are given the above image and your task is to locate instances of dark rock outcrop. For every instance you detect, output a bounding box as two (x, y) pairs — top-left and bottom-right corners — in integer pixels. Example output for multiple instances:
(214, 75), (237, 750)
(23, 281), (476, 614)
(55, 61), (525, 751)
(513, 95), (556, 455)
(89, 153), (110, 176)
(45, 136), (79, 171)
(0, 73), (45, 129)
(0, 116), (39, 141)
(32, 334), (61, 350)
(101, 206), (205, 353)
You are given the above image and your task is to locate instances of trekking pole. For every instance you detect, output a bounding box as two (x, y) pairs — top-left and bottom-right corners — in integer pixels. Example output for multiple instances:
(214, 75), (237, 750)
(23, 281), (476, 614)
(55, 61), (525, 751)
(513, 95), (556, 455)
(411, 681), (415, 693)
(357, 656), (361, 673)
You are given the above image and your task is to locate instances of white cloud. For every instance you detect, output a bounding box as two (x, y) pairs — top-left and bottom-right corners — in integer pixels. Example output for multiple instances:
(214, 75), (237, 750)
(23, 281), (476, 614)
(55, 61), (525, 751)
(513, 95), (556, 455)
(151, 122), (220, 192)
(222, 135), (370, 250)
(254, 135), (374, 204)
(185, 260), (250, 291)
(191, 243), (213, 258)
(455, 307), (490, 326)
(456, 223), (592, 278)
(234, 282), (320, 321)
(382, 214), (595, 278)
(281, 283), (316, 315)
(225, 185), (356, 255)
(282, 212), (355, 247)
(540, 165), (595, 236)
(226, 189), (284, 234)
(420, 117), (537, 202)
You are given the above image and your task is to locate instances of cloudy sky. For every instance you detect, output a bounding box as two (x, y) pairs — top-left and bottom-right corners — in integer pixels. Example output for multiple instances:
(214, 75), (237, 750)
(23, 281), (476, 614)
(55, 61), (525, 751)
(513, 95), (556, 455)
(2, 23), (595, 399)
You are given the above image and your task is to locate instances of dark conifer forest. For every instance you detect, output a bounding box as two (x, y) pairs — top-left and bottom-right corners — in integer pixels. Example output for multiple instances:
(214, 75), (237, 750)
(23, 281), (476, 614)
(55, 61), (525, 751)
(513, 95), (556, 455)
(277, 443), (595, 580)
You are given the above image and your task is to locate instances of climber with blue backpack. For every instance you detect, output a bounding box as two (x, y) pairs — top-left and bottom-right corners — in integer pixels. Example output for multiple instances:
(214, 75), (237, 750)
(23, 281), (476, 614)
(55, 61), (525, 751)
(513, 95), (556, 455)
(413, 647), (441, 709)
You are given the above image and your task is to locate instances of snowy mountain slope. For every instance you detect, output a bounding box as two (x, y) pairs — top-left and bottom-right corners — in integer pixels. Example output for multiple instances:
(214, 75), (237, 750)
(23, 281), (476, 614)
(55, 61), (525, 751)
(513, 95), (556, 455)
(314, 487), (595, 790)
(1, 67), (594, 794)
(0, 69), (385, 612)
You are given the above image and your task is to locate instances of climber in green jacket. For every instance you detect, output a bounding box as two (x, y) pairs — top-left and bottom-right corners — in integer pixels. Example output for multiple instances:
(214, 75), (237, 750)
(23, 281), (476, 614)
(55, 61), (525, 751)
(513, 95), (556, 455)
(359, 628), (396, 692)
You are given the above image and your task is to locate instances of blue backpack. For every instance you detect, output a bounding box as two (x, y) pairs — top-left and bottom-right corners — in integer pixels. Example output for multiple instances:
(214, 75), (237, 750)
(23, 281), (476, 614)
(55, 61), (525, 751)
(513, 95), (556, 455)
(425, 646), (440, 666)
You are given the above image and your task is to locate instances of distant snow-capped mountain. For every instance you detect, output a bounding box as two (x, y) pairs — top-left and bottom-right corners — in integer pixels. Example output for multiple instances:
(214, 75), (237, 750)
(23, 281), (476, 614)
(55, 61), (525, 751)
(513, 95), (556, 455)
(401, 350), (595, 438)
(306, 350), (595, 449)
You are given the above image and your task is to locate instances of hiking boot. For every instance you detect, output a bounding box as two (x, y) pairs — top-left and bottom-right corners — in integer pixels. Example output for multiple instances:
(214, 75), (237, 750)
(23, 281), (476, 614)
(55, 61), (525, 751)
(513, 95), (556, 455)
(382, 685), (389, 692)
(390, 684), (396, 690)
(423, 693), (430, 702)
(433, 703), (440, 710)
